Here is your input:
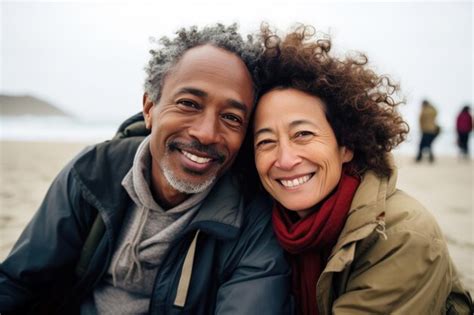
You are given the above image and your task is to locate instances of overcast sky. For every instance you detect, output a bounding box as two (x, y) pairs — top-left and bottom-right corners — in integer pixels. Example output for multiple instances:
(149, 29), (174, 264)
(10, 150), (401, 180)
(1, 0), (472, 133)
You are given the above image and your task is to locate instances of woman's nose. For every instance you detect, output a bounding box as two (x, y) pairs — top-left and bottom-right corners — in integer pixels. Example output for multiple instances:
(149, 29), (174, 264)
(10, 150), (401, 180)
(274, 143), (302, 170)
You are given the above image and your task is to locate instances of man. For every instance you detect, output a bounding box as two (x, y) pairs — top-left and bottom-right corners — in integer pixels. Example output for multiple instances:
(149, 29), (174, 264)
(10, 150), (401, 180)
(0, 24), (291, 314)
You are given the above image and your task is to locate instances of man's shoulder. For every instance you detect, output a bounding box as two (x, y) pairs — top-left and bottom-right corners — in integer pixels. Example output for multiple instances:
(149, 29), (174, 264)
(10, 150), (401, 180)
(73, 137), (144, 178)
(76, 137), (143, 163)
(65, 137), (144, 211)
(240, 193), (274, 233)
(244, 193), (273, 217)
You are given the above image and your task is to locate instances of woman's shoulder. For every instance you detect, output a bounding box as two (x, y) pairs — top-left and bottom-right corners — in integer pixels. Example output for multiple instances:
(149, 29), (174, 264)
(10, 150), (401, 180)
(383, 189), (445, 242)
(335, 189), (462, 314)
(349, 189), (451, 278)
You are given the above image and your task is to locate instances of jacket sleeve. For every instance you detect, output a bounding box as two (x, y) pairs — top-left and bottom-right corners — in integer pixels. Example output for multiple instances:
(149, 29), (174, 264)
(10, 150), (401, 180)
(332, 226), (454, 314)
(214, 196), (293, 315)
(0, 157), (91, 312)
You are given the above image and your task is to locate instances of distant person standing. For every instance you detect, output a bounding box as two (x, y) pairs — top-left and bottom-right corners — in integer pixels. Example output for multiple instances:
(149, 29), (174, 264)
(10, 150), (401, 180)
(456, 105), (473, 159)
(416, 99), (440, 163)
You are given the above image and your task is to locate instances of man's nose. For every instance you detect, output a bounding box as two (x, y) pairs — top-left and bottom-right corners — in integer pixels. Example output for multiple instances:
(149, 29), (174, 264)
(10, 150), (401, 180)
(188, 113), (220, 145)
(274, 143), (302, 170)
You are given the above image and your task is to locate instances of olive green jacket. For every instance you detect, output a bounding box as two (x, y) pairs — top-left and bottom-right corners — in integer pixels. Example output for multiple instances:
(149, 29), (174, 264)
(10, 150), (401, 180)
(420, 104), (438, 134)
(316, 164), (472, 314)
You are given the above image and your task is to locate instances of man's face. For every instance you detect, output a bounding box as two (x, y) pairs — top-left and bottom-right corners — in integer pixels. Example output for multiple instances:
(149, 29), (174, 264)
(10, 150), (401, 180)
(143, 45), (254, 207)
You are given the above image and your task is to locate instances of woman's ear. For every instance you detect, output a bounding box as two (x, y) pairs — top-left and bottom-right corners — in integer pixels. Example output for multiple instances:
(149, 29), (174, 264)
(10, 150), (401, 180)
(142, 93), (154, 129)
(340, 146), (354, 163)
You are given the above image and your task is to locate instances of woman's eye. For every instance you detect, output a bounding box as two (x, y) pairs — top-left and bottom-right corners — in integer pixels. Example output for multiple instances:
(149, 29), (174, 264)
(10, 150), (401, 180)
(295, 131), (314, 138)
(177, 100), (199, 109)
(255, 139), (274, 148)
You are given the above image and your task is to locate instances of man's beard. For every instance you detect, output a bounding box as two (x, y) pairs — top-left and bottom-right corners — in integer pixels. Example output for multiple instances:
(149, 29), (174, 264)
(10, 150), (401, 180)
(160, 151), (217, 194)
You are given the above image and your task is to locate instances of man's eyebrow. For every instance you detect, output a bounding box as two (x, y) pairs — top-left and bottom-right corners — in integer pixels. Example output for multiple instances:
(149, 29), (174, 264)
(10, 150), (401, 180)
(254, 127), (274, 138)
(175, 87), (208, 98)
(174, 88), (248, 115)
(227, 99), (249, 115)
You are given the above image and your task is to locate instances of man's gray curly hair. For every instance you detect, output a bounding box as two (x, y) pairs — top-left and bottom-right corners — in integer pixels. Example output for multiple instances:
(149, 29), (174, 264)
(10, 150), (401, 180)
(144, 23), (263, 103)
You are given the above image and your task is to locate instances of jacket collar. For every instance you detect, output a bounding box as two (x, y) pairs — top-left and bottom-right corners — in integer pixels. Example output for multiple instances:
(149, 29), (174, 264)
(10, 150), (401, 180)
(317, 155), (399, 314)
(183, 173), (243, 240)
(327, 154), (398, 262)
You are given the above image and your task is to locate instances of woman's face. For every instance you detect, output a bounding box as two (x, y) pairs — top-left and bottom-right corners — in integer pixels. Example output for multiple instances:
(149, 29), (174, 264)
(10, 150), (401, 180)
(253, 88), (353, 218)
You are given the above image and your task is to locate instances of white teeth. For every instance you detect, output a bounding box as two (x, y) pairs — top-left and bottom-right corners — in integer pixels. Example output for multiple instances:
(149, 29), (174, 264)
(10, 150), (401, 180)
(182, 150), (212, 164)
(280, 174), (311, 188)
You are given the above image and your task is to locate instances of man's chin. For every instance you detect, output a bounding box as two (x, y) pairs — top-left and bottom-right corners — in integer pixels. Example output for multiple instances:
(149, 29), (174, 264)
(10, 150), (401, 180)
(160, 154), (228, 194)
(181, 167), (210, 176)
(163, 168), (218, 194)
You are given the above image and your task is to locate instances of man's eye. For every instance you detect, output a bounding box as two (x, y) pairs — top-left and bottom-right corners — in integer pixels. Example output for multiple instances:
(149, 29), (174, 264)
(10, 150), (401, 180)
(177, 100), (199, 109)
(222, 114), (243, 125)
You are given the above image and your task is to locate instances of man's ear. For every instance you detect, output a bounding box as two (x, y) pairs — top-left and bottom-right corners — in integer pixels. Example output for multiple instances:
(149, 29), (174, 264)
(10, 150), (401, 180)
(143, 93), (154, 129)
(341, 146), (354, 163)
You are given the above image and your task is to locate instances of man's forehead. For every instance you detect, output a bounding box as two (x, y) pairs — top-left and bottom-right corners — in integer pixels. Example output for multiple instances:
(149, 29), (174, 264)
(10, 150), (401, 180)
(160, 44), (255, 109)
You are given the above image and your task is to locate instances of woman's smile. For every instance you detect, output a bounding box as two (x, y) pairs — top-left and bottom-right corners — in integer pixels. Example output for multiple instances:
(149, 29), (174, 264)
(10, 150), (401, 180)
(276, 172), (315, 190)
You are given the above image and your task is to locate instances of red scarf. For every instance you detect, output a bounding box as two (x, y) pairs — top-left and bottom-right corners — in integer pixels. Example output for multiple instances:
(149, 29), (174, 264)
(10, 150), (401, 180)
(272, 170), (360, 315)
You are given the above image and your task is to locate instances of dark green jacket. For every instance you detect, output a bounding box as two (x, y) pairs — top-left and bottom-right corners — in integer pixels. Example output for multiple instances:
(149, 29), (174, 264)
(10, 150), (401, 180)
(0, 137), (292, 314)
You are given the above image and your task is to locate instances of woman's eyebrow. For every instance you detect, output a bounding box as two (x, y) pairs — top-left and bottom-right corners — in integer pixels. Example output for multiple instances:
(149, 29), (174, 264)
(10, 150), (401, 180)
(289, 119), (317, 129)
(255, 119), (318, 137)
(254, 127), (274, 138)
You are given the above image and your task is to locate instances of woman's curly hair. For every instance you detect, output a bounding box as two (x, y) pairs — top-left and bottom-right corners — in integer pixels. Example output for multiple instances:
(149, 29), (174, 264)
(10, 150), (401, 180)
(256, 24), (409, 177)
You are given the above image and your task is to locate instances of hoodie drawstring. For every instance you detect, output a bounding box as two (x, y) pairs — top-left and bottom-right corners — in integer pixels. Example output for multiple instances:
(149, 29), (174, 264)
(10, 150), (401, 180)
(174, 229), (201, 307)
(111, 206), (150, 286)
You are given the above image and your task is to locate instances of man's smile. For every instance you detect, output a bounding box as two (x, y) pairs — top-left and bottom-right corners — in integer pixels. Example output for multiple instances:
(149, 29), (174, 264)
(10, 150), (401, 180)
(174, 146), (222, 174)
(168, 140), (224, 164)
(181, 149), (213, 164)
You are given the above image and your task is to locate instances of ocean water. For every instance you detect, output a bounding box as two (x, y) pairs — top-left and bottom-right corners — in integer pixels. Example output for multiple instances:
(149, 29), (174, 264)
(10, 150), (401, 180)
(0, 116), (472, 157)
(0, 116), (119, 143)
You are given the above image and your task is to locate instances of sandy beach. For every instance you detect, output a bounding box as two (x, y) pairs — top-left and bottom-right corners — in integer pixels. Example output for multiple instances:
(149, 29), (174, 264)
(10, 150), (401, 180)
(0, 141), (90, 258)
(0, 140), (472, 294)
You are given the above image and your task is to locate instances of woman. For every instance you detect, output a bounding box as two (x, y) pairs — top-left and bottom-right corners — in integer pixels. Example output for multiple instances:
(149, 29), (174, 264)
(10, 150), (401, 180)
(252, 25), (472, 314)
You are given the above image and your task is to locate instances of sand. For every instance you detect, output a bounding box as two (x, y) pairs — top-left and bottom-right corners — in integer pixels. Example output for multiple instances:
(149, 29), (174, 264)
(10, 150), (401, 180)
(0, 141), (90, 258)
(0, 140), (473, 294)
